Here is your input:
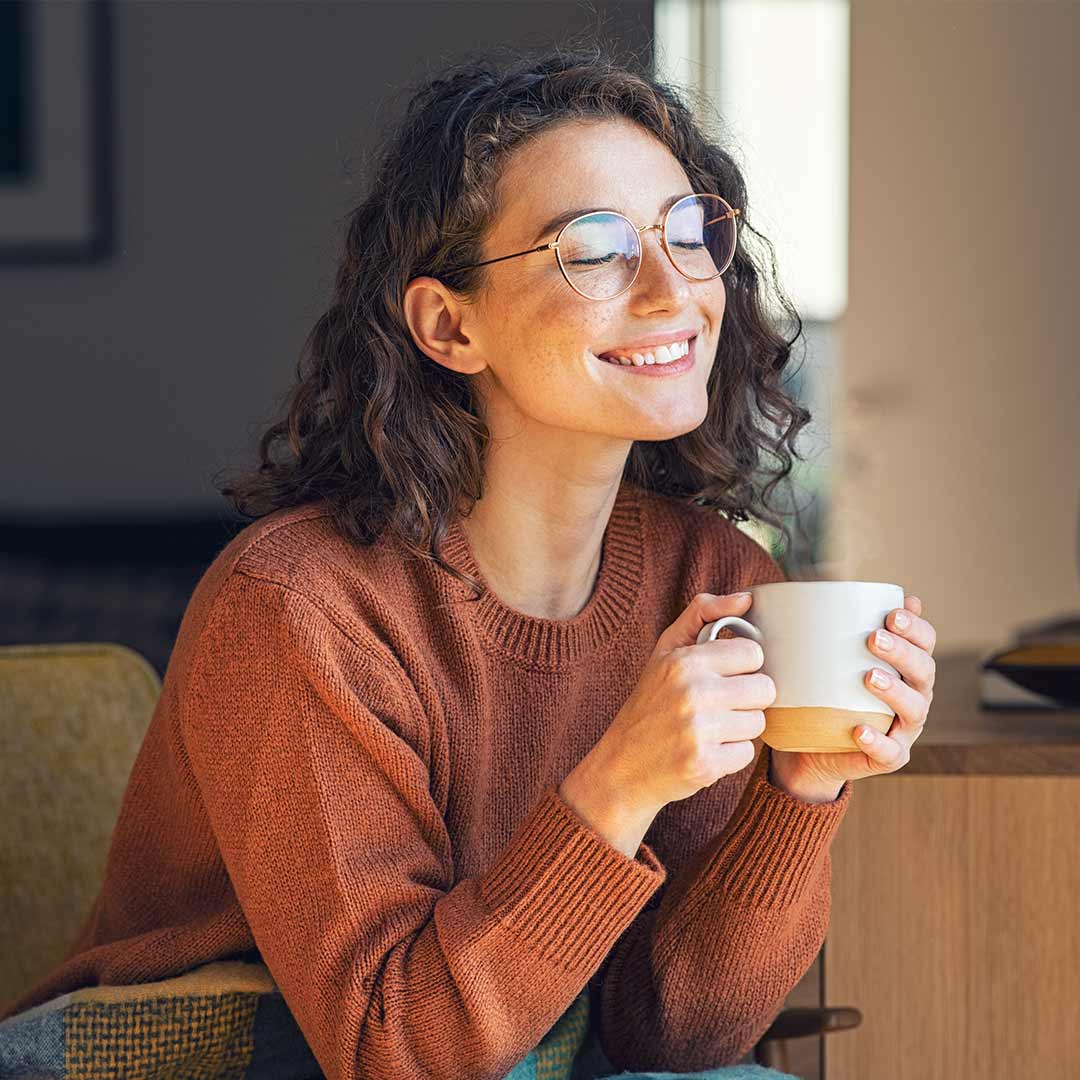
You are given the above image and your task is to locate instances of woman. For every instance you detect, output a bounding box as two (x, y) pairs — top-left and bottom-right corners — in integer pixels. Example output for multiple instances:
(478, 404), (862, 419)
(1, 44), (937, 1080)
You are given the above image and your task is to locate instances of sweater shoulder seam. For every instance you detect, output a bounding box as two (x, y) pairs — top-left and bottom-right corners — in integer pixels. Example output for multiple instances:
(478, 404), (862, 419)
(219, 567), (425, 725)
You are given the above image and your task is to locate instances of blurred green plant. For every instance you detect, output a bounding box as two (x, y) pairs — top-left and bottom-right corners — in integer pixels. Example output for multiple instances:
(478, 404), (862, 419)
(734, 452), (829, 579)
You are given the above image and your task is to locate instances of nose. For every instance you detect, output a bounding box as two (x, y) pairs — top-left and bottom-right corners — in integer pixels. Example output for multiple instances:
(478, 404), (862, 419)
(630, 225), (691, 305)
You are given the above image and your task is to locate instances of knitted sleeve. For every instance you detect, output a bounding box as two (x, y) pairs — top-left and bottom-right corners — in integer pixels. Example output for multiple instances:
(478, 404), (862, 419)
(179, 571), (666, 1080)
(589, 538), (853, 1071)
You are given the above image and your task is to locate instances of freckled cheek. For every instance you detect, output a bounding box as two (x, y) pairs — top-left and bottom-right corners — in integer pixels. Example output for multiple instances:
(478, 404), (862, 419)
(518, 302), (601, 361)
(536, 286), (595, 330)
(506, 259), (572, 306)
(704, 276), (726, 317)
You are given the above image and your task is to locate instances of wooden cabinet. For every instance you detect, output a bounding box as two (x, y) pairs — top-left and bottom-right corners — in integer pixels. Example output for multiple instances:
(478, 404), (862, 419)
(821, 650), (1080, 1078)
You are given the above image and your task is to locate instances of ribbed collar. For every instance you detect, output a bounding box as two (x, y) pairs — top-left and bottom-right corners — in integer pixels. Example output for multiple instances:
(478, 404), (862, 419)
(437, 478), (645, 670)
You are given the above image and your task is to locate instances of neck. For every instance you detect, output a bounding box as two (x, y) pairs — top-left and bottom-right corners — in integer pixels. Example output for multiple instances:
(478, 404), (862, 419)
(458, 460), (628, 621)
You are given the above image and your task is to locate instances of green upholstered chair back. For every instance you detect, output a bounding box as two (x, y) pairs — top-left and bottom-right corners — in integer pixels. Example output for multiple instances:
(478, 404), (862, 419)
(0, 643), (161, 1009)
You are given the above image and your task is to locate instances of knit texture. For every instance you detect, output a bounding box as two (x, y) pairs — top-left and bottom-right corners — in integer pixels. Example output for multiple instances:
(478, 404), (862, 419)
(1, 477), (852, 1080)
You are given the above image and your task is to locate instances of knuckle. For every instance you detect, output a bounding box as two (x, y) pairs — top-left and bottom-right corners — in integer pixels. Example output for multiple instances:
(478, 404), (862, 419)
(748, 709), (767, 737)
(674, 697), (698, 731)
(682, 738), (712, 782)
(756, 673), (777, 705)
(687, 709), (711, 740)
(664, 649), (692, 682)
(722, 672), (773, 708)
(718, 638), (762, 671)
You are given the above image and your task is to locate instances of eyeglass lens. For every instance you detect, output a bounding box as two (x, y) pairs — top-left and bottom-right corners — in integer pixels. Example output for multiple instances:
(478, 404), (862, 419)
(556, 195), (737, 300)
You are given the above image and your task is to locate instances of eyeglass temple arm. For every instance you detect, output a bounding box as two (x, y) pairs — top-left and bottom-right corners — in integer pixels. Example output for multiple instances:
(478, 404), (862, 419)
(704, 208), (741, 226)
(451, 243), (554, 271)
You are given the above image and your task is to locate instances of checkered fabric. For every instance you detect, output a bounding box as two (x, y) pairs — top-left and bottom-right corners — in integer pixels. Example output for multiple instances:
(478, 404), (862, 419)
(0, 962), (599, 1080)
(0, 961), (320, 1079)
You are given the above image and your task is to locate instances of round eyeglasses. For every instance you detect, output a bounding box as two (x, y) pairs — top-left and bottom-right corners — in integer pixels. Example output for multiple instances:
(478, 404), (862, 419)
(441, 193), (741, 301)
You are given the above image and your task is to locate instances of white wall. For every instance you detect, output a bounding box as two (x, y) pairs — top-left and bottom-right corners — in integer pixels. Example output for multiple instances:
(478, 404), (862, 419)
(829, 0), (1080, 650)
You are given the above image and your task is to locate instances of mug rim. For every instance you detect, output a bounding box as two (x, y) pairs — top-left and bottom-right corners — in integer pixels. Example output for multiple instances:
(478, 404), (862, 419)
(750, 580), (902, 590)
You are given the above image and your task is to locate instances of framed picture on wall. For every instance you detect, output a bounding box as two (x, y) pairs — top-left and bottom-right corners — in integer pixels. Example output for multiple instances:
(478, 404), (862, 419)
(0, 0), (114, 264)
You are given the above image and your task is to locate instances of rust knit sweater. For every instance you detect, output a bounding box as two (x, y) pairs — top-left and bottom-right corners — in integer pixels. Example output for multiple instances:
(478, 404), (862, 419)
(2, 477), (852, 1079)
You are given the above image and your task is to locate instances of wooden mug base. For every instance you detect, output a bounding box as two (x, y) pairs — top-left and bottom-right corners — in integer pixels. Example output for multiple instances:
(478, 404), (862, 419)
(761, 705), (894, 753)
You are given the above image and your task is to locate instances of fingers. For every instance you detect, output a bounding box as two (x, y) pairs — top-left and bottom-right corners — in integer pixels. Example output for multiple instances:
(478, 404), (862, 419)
(860, 595), (934, 767)
(711, 708), (767, 744)
(863, 658), (930, 729)
(858, 643), (931, 771)
(891, 597), (937, 657)
(868, 614), (937, 697)
(661, 592), (753, 653)
(852, 721), (910, 770)
(692, 636), (766, 676)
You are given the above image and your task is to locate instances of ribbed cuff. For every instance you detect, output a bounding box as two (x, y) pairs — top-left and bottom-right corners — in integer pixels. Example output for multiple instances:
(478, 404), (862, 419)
(681, 747), (852, 913)
(480, 785), (666, 978)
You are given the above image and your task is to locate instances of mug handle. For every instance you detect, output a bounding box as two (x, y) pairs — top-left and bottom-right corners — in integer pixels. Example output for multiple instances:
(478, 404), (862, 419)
(695, 615), (765, 647)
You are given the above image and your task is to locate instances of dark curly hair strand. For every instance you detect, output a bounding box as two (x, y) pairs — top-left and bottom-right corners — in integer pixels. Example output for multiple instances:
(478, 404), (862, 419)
(213, 40), (818, 598)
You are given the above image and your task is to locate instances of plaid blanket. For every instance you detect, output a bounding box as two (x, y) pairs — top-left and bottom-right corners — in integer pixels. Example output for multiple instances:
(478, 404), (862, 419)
(0, 961), (322, 1079)
(0, 959), (590, 1080)
(0, 960), (796, 1080)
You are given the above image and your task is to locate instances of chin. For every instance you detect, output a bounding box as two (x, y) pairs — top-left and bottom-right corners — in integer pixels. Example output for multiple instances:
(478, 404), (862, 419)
(632, 412), (709, 441)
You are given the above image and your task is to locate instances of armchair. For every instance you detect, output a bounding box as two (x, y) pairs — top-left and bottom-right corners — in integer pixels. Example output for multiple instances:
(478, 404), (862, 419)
(0, 642), (860, 1075)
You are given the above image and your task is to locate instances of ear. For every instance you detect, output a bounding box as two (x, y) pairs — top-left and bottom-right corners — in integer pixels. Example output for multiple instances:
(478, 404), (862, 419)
(402, 276), (487, 376)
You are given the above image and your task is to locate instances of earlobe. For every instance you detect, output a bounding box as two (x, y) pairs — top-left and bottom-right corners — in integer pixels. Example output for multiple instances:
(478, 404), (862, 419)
(402, 276), (484, 375)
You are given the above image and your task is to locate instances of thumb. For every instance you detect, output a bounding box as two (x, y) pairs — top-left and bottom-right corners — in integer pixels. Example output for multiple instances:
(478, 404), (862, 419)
(654, 591), (753, 657)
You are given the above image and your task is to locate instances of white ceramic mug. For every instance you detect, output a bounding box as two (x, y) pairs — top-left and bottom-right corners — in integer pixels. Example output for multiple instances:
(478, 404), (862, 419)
(695, 580), (906, 753)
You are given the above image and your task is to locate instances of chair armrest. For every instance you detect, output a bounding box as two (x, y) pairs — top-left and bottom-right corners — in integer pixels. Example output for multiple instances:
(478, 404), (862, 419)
(755, 1006), (862, 1073)
(760, 1005), (862, 1043)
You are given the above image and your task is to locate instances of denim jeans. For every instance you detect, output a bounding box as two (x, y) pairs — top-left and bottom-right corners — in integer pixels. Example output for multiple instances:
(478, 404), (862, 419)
(567, 1027), (799, 1080)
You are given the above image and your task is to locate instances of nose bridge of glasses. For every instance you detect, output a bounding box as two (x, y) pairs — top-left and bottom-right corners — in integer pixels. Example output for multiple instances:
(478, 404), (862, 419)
(636, 220), (684, 278)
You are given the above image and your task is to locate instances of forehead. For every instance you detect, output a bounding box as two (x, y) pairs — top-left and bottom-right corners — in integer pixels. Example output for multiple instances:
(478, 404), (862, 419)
(494, 118), (691, 235)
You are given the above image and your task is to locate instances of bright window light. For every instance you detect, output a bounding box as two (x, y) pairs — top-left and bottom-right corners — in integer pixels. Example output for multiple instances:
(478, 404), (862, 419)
(655, 0), (849, 322)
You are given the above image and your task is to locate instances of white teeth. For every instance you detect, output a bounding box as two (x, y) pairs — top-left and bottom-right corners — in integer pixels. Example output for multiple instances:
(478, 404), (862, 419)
(600, 338), (690, 366)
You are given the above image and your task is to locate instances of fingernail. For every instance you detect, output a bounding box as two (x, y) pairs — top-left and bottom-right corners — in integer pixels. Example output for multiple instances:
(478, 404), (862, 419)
(894, 611), (909, 629)
(732, 591), (752, 600)
(870, 669), (891, 689)
(874, 630), (893, 650)
(859, 728), (875, 743)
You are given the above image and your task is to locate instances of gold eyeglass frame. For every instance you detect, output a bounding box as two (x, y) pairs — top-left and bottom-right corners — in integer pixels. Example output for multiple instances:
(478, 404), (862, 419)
(442, 193), (742, 301)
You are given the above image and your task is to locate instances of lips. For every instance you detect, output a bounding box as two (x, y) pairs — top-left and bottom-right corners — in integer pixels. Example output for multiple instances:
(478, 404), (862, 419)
(595, 325), (701, 358)
(596, 335), (698, 375)
(599, 336), (693, 365)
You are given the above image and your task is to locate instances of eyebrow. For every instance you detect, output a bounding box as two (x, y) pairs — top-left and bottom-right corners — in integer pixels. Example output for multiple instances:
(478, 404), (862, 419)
(529, 191), (695, 245)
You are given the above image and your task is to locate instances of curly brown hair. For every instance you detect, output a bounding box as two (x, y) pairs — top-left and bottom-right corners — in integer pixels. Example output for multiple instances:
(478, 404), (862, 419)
(213, 40), (818, 598)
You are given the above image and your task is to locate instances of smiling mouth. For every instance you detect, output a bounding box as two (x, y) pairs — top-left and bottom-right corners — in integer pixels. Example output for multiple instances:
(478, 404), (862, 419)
(594, 335), (695, 367)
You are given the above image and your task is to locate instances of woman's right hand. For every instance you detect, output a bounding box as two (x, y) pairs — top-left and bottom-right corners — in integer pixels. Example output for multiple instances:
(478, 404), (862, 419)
(593, 592), (776, 814)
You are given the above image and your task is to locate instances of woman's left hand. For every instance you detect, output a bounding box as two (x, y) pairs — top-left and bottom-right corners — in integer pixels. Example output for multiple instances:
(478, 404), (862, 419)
(769, 594), (937, 799)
